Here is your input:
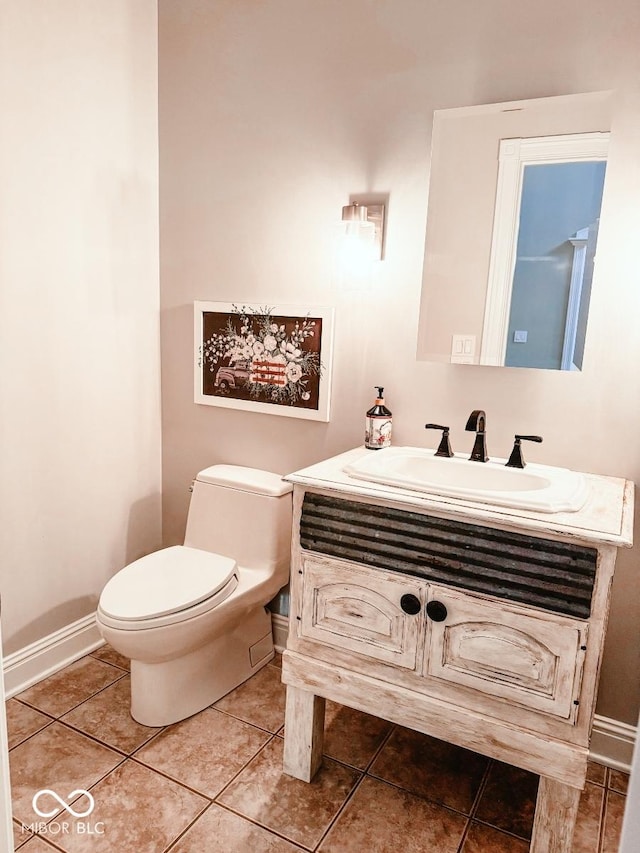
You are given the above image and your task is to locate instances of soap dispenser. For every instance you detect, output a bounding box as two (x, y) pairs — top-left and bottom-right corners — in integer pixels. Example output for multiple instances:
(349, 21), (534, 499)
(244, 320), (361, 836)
(365, 387), (393, 450)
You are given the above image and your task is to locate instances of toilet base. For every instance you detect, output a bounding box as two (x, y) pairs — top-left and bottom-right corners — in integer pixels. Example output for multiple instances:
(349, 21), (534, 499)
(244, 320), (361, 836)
(129, 606), (274, 726)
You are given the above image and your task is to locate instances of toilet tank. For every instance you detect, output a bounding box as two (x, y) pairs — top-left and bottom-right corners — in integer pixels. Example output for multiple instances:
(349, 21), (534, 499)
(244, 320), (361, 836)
(184, 465), (293, 574)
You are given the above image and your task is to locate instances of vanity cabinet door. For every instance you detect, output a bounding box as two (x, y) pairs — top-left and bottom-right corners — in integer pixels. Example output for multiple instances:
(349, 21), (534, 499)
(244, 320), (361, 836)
(299, 556), (424, 671)
(424, 585), (587, 721)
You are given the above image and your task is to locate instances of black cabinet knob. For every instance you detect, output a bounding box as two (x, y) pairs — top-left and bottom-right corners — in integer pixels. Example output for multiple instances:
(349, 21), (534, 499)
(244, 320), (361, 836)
(426, 600), (448, 622)
(400, 594), (421, 615)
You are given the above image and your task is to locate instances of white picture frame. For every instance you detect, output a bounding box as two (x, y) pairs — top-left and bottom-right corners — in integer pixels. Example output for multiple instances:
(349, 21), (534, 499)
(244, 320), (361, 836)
(194, 301), (334, 422)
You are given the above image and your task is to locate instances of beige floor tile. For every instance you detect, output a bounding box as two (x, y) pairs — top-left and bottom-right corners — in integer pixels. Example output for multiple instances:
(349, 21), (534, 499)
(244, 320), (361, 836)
(473, 761), (538, 840)
(571, 782), (604, 853)
(271, 652), (283, 669)
(17, 657), (125, 718)
(214, 664), (286, 732)
(601, 790), (626, 853)
(62, 677), (160, 754)
(10, 722), (123, 825)
(135, 707), (270, 798)
(17, 838), (60, 852)
(586, 760), (607, 786)
(36, 759), (208, 853)
(218, 737), (360, 850)
(170, 803), (304, 853)
(6, 700), (52, 750)
(322, 702), (393, 770)
(460, 822), (529, 852)
(90, 644), (130, 672)
(14, 818), (32, 849)
(369, 726), (488, 813)
(319, 776), (466, 853)
(608, 768), (629, 794)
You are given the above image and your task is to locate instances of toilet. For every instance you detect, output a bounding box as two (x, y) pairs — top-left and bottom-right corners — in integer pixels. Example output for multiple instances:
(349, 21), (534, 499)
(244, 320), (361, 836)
(96, 465), (293, 726)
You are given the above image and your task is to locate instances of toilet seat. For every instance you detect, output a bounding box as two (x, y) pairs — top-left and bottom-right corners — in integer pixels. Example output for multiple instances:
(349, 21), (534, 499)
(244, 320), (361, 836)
(98, 546), (238, 627)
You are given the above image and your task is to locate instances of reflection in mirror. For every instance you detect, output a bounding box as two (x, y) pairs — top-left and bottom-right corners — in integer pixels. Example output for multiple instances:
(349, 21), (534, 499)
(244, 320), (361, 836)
(482, 133), (608, 369)
(417, 91), (613, 371)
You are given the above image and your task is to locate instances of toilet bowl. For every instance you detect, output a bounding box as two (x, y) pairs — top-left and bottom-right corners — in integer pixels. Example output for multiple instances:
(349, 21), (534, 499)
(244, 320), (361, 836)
(96, 465), (293, 726)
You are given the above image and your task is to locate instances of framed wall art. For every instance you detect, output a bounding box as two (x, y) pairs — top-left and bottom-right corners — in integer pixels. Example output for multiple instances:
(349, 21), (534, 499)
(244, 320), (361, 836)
(194, 302), (334, 421)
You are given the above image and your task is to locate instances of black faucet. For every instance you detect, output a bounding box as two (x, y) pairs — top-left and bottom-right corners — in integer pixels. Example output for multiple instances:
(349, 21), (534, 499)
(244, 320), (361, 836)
(424, 424), (454, 457)
(506, 434), (543, 468)
(465, 410), (488, 462)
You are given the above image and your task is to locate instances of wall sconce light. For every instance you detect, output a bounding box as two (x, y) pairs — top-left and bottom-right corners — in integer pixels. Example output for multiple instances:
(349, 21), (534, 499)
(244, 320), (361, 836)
(341, 201), (385, 261)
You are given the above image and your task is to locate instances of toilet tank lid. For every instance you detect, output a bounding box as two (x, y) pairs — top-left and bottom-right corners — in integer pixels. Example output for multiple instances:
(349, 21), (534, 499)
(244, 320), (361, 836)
(195, 464), (293, 497)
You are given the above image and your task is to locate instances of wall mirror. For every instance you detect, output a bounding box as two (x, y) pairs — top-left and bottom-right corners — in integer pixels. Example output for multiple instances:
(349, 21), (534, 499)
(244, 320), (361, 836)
(416, 91), (612, 370)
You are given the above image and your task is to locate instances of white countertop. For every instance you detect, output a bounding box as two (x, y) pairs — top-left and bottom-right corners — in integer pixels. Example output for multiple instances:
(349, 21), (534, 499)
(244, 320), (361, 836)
(285, 447), (634, 548)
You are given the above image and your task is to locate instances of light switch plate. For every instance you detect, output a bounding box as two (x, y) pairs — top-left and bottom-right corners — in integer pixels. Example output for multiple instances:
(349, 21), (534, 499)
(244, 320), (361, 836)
(451, 334), (476, 364)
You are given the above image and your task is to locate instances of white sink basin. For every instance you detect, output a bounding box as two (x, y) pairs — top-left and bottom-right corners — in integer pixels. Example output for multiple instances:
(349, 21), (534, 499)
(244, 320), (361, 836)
(342, 447), (587, 513)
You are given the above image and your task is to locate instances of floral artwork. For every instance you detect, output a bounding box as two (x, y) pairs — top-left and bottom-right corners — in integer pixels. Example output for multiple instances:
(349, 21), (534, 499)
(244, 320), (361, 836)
(194, 302), (334, 421)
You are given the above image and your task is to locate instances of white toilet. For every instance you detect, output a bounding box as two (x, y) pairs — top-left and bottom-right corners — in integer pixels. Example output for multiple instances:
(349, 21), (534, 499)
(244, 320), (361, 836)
(96, 465), (293, 726)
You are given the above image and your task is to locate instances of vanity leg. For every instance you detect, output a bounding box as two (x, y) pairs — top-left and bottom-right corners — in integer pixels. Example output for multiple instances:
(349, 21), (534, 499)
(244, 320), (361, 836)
(530, 776), (581, 853)
(282, 685), (325, 782)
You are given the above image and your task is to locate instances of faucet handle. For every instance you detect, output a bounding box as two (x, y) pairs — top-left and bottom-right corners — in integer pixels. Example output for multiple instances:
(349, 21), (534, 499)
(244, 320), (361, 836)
(425, 424), (454, 458)
(506, 434), (543, 469)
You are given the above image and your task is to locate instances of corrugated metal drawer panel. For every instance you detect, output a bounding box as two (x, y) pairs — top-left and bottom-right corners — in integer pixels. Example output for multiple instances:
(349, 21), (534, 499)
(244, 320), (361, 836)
(300, 493), (597, 619)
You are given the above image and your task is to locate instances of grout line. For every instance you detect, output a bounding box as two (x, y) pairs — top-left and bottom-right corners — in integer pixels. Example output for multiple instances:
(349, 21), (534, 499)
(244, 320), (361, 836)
(361, 721), (396, 774)
(360, 723), (492, 822)
(128, 721), (284, 803)
(18, 830), (66, 852)
(175, 799), (311, 853)
(209, 731), (368, 852)
(9, 697), (57, 721)
(55, 716), (157, 758)
(162, 807), (212, 853)
(128, 753), (217, 802)
(14, 667), (128, 720)
(211, 732), (281, 802)
(596, 784), (608, 853)
(129, 722), (169, 757)
(88, 649), (131, 673)
(469, 817), (533, 844)
(467, 758), (494, 820)
(454, 818), (472, 853)
(208, 703), (284, 737)
(7, 719), (55, 753)
(316, 720), (397, 801)
(362, 770), (481, 822)
(160, 797), (210, 853)
(598, 766), (613, 853)
(454, 758), (495, 852)
(311, 770), (366, 852)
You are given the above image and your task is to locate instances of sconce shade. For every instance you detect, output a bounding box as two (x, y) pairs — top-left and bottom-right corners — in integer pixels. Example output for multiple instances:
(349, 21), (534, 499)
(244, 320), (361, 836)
(342, 202), (369, 223)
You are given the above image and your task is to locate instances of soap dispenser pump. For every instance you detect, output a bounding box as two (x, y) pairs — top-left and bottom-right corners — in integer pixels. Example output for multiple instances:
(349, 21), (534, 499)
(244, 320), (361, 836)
(365, 387), (393, 450)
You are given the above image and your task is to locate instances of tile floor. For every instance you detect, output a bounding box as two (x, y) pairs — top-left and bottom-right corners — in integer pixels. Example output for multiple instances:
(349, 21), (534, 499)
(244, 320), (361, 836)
(6, 646), (628, 852)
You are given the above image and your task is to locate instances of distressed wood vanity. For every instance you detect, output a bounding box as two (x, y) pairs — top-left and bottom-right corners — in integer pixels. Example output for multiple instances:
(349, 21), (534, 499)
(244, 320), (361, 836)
(281, 447), (634, 853)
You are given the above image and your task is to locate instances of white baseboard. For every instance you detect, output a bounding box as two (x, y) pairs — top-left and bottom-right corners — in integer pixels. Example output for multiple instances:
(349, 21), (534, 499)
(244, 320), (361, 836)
(269, 614), (636, 772)
(590, 714), (636, 773)
(3, 613), (104, 699)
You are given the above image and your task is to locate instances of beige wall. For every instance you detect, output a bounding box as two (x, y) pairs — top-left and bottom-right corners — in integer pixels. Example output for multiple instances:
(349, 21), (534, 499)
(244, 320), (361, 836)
(0, 1), (162, 654)
(159, 0), (640, 725)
